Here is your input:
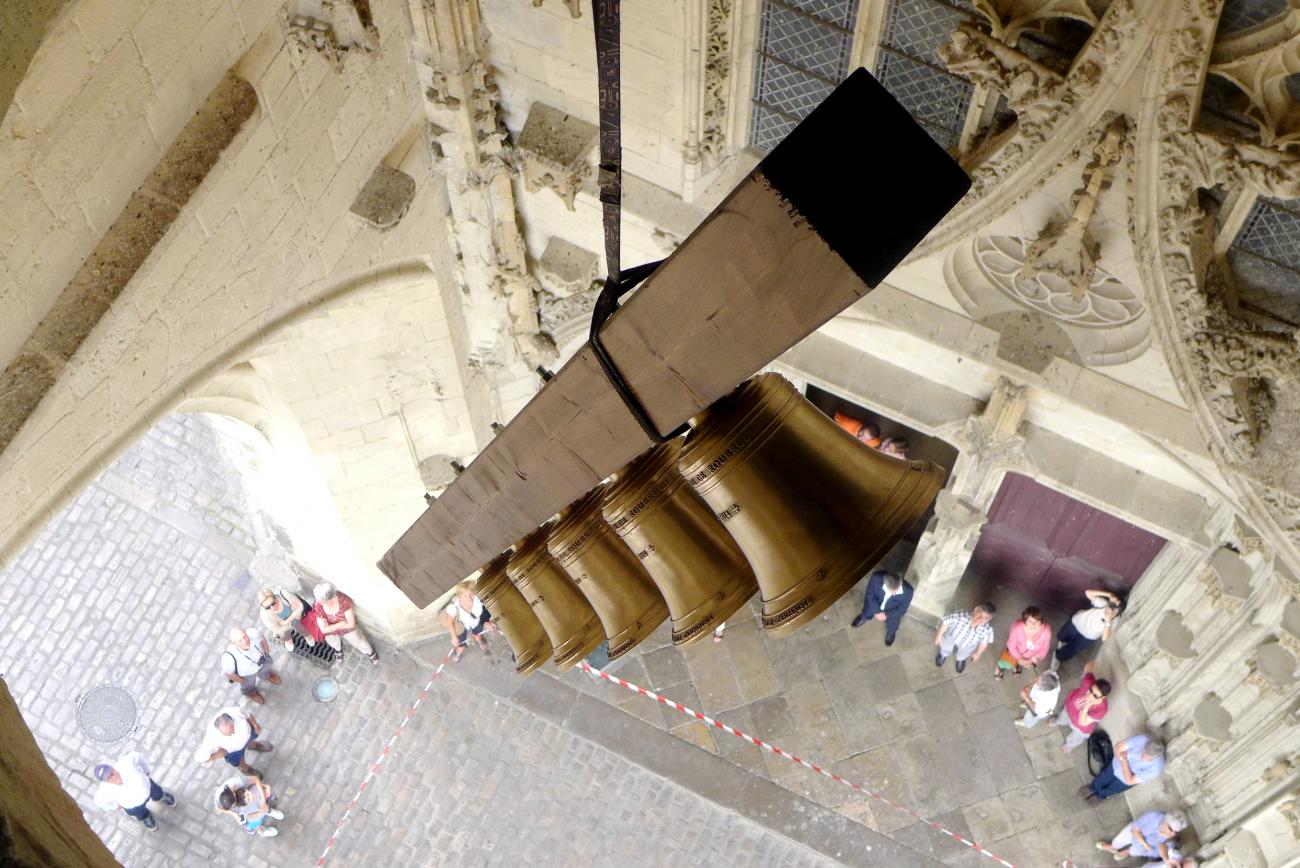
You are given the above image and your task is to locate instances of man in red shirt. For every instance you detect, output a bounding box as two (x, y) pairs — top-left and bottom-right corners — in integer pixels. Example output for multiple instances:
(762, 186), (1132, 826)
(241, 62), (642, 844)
(313, 582), (379, 665)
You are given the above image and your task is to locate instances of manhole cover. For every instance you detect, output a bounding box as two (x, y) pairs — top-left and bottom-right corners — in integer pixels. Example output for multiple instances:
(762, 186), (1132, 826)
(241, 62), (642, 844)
(75, 685), (138, 744)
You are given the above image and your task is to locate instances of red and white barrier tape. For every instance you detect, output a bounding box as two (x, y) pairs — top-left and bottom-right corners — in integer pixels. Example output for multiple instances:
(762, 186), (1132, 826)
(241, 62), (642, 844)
(314, 652), (452, 867)
(578, 661), (1018, 868)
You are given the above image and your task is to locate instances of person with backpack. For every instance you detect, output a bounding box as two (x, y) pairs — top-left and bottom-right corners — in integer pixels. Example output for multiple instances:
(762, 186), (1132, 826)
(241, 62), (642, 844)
(221, 627), (280, 704)
(1086, 732), (1167, 802)
(257, 586), (321, 650)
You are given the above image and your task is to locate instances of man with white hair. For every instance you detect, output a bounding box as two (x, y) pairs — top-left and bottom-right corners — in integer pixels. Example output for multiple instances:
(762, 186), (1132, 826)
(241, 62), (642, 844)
(1086, 732), (1167, 802)
(312, 581), (379, 665)
(1097, 809), (1188, 863)
(220, 626), (280, 704)
(1015, 669), (1061, 728)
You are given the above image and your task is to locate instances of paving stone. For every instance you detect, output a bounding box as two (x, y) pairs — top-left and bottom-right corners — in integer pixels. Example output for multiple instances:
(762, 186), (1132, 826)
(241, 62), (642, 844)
(834, 746), (918, 834)
(859, 654), (912, 703)
(640, 644), (690, 690)
(877, 692), (927, 742)
(824, 670), (889, 756)
(960, 794), (1014, 846)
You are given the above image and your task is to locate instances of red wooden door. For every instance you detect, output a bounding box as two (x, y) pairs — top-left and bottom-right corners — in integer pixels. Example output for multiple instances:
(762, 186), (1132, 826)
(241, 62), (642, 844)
(967, 473), (1166, 610)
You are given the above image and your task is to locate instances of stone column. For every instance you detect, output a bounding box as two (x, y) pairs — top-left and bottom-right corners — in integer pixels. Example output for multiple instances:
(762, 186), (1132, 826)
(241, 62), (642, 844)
(908, 377), (1028, 616)
(410, 0), (554, 436)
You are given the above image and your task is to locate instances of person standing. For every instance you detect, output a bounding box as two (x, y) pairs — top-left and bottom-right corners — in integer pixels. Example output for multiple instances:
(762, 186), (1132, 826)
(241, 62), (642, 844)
(313, 581), (379, 665)
(443, 580), (503, 661)
(214, 772), (283, 838)
(1055, 588), (1123, 665)
(92, 751), (176, 831)
(851, 570), (914, 646)
(197, 706), (273, 774)
(221, 627), (280, 704)
(1086, 733), (1166, 803)
(1015, 670), (1061, 728)
(257, 586), (320, 650)
(994, 606), (1052, 680)
(934, 602), (997, 673)
(1097, 809), (1188, 863)
(1056, 661), (1110, 751)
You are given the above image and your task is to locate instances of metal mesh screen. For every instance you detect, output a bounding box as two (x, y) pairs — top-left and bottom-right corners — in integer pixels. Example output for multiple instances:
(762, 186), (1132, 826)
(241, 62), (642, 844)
(1230, 197), (1300, 326)
(749, 0), (858, 152)
(1218, 0), (1289, 36)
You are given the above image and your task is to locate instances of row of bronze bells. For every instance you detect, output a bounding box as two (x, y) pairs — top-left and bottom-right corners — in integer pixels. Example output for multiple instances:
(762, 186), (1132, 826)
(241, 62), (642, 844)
(474, 374), (947, 676)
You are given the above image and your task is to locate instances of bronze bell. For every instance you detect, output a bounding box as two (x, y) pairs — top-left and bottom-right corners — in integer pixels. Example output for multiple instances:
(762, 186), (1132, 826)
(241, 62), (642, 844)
(602, 440), (758, 646)
(679, 373), (946, 638)
(473, 553), (552, 676)
(548, 484), (670, 661)
(507, 526), (606, 670)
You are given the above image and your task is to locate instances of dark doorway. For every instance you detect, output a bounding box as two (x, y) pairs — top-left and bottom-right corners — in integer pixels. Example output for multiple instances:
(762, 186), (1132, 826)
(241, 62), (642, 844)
(803, 383), (959, 545)
(967, 472), (1167, 611)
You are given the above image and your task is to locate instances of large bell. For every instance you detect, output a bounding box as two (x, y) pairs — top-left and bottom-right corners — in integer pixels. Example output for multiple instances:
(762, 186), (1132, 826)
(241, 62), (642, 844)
(473, 553), (552, 675)
(507, 526), (606, 670)
(548, 484), (670, 661)
(602, 440), (758, 646)
(679, 373), (946, 637)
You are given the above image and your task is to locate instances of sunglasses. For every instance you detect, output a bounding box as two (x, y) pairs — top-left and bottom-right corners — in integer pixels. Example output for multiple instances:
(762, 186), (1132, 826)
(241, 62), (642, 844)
(1089, 689), (1104, 699)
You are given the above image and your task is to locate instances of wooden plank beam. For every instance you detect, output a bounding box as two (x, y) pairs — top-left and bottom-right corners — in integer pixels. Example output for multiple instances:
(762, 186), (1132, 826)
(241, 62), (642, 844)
(380, 69), (971, 607)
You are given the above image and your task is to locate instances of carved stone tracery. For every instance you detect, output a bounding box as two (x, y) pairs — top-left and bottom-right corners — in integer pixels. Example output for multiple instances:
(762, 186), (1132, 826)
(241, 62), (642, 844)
(283, 0), (379, 72)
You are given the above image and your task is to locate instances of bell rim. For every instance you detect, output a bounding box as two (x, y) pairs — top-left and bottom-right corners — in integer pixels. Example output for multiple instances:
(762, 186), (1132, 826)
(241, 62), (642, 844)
(667, 562), (759, 646)
(550, 616), (607, 670)
(760, 460), (946, 637)
(513, 637), (553, 675)
(606, 599), (672, 660)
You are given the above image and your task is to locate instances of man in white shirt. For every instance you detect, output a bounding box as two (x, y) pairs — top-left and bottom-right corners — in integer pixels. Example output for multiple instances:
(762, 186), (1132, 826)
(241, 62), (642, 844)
(196, 706), (273, 774)
(221, 626), (281, 704)
(92, 751), (176, 831)
(1015, 670), (1061, 728)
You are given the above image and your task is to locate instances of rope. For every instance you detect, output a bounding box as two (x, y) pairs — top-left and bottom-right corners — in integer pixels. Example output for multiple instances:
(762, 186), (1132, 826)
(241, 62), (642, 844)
(592, 0), (622, 284)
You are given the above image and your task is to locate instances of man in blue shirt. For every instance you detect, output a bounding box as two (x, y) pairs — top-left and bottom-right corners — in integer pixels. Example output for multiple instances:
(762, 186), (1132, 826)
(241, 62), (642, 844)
(850, 570), (913, 646)
(1085, 733), (1166, 802)
(1097, 809), (1187, 861)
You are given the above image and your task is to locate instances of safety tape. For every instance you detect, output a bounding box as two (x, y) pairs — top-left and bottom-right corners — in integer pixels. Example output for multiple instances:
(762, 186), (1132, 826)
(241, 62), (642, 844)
(578, 661), (1019, 868)
(314, 652), (452, 867)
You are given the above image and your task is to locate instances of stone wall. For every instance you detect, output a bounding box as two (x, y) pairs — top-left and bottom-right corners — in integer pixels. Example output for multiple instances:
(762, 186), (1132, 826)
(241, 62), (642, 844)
(0, 679), (117, 868)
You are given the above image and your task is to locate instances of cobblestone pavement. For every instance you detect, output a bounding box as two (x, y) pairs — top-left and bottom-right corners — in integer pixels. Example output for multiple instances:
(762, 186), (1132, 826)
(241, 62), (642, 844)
(0, 414), (839, 867)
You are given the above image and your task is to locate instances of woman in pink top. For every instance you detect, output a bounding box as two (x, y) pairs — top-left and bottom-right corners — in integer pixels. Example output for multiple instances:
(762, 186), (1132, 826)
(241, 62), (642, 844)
(993, 606), (1052, 680)
(1055, 661), (1110, 752)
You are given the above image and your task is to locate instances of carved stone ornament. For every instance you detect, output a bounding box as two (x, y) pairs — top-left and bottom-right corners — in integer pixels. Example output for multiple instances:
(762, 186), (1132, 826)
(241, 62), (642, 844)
(515, 103), (599, 211)
(970, 0), (1099, 46)
(1281, 794), (1300, 843)
(282, 0), (379, 72)
(699, 0), (734, 165)
(957, 376), (1029, 460)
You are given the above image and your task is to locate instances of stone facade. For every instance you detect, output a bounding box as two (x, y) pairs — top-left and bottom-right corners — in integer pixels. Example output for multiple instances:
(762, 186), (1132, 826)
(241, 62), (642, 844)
(3, 0), (1300, 864)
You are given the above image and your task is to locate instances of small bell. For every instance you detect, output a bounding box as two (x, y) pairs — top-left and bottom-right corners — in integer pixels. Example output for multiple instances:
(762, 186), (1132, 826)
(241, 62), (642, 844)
(549, 484), (669, 660)
(473, 553), (552, 675)
(507, 526), (606, 670)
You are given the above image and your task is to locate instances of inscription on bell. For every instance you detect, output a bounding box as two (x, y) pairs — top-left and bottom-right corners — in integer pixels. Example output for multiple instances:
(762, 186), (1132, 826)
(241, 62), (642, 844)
(717, 503), (742, 521)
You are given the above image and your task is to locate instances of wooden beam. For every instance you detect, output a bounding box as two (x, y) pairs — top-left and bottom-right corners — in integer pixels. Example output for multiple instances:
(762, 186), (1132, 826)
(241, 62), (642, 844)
(380, 69), (971, 607)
